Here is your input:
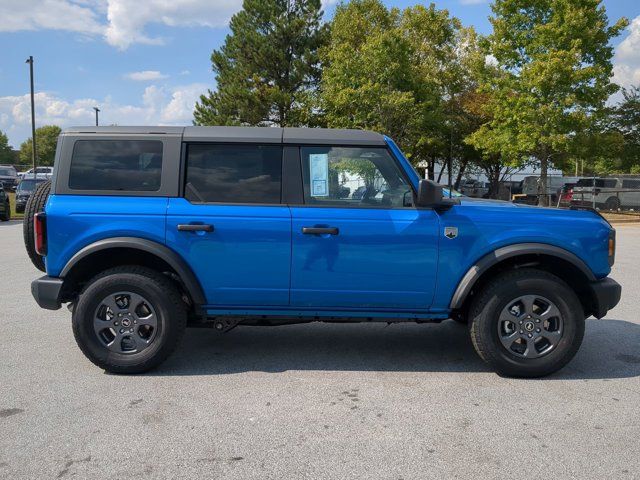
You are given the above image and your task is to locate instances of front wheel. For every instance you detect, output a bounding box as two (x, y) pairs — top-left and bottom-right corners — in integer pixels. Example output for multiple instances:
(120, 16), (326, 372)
(72, 266), (187, 374)
(469, 269), (584, 378)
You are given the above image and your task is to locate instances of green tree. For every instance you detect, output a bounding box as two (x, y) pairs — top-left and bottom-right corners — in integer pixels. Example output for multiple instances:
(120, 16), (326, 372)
(468, 0), (627, 205)
(321, 0), (466, 178)
(19, 125), (62, 166)
(611, 86), (640, 172)
(194, 0), (328, 127)
(0, 130), (14, 164)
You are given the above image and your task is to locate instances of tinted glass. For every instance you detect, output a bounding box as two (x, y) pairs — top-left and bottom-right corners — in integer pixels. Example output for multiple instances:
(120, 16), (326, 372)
(301, 146), (411, 208)
(0, 167), (16, 176)
(69, 140), (163, 191)
(622, 179), (640, 189)
(17, 179), (45, 192)
(185, 144), (282, 204)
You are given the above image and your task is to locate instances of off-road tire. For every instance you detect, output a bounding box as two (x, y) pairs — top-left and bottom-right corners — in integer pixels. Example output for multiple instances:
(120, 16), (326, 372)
(23, 180), (51, 272)
(604, 196), (621, 211)
(0, 200), (9, 221)
(72, 266), (187, 374)
(469, 269), (585, 378)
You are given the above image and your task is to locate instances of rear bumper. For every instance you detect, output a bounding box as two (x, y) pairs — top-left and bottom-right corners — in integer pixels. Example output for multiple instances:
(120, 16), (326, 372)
(31, 276), (63, 310)
(589, 277), (621, 319)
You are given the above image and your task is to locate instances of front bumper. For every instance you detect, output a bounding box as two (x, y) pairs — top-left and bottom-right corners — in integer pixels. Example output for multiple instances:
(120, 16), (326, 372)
(31, 276), (63, 310)
(589, 277), (621, 319)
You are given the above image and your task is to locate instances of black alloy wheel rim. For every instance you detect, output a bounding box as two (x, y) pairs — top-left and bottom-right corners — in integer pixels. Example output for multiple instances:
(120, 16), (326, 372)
(497, 294), (564, 359)
(93, 292), (158, 354)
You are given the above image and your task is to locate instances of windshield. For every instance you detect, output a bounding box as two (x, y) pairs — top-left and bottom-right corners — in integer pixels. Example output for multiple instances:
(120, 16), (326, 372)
(0, 167), (16, 176)
(17, 180), (44, 192)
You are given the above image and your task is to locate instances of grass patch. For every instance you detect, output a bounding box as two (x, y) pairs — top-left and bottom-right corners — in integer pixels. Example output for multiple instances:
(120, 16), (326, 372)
(8, 192), (24, 220)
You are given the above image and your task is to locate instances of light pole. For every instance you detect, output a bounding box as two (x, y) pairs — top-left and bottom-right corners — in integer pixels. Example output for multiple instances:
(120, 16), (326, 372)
(25, 56), (37, 179)
(93, 107), (100, 126)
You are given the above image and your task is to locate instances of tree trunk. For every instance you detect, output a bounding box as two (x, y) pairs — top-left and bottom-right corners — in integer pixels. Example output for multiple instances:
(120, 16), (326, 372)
(538, 152), (549, 206)
(454, 159), (468, 190)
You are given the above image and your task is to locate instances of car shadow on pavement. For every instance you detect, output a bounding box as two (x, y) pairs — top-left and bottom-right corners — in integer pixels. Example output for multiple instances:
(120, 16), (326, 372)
(153, 318), (640, 380)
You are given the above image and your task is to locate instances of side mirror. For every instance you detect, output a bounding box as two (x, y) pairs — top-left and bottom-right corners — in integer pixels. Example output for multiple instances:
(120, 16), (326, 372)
(415, 179), (443, 207)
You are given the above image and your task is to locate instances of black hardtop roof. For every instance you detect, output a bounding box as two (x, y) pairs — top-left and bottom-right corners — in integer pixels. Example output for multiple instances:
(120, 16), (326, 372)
(62, 126), (386, 146)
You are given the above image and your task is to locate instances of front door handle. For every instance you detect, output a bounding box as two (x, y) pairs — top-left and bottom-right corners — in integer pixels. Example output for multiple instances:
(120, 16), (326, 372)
(177, 224), (214, 232)
(302, 227), (339, 235)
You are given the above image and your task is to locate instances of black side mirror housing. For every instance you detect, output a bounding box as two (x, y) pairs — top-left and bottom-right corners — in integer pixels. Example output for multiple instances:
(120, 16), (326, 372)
(415, 179), (443, 207)
(414, 179), (460, 209)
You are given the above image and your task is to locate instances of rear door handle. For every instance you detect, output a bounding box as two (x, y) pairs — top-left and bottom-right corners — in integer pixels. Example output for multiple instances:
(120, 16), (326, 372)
(302, 227), (339, 235)
(177, 224), (214, 232)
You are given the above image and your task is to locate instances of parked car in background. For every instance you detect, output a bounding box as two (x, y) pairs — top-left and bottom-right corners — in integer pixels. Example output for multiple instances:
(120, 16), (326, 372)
(0, 165), (19, 191)
(15, 175), (48, 213)
(557, 182), (577, 207)
(619, 178), (640, 211)
(460, 180), (489, 198)
(18, 166), (54, 180)
(571, 178), (620, 210)
(514, 176), (579, 205)
(0, 187), (10, 221)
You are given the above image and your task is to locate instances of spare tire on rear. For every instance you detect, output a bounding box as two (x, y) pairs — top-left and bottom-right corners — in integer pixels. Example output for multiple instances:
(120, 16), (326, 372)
(23, 180), (51, 272)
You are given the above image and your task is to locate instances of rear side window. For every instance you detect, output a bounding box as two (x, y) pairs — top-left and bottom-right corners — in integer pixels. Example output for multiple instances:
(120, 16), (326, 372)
(184, 144), (282, 204)
(69, 140), (163, 191)
(622, 179), (640, 189)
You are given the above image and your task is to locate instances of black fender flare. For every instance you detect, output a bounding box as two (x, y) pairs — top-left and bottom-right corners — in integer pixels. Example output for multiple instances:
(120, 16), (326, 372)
(449, 243), (596, 309)
(60, 237), (206, 306)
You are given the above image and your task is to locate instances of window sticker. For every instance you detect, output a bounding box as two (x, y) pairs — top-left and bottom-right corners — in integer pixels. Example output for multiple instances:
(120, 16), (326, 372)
(309, 153), (329, 197)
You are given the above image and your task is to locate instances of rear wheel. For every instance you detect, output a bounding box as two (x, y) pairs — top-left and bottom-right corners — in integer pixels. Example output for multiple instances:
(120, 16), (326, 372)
(469, 269), (584, 378)
(72, 266), (187, 374)
(604, 196), (621, 211)
(23, 180), (51, 271)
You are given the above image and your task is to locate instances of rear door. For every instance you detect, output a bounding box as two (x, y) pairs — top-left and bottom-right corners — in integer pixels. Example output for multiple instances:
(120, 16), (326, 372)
(289, 145), (439, 311)
(166, 143), (291, 307)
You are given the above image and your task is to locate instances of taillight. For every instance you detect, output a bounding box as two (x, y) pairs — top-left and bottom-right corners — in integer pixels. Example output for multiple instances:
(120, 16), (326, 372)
(34, 212), (47, 256)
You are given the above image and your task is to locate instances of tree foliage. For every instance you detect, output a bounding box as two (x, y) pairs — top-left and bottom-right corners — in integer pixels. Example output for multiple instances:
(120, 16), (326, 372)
(321, 0), (477, 178)
(194, 0), (328, 127)
(0, 130), (14, 164)
(19, 125), (62, 166)
(468, 0), (627, 204)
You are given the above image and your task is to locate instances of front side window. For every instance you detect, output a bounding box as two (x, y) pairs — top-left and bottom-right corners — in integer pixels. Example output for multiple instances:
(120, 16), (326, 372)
(184, 144), (282, 204)
(69, 140), (163, 191)
(301, 146), (412, 208)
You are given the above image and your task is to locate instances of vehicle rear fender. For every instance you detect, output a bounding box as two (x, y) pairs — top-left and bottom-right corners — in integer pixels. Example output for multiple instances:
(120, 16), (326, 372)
(60, 237), (206, 308)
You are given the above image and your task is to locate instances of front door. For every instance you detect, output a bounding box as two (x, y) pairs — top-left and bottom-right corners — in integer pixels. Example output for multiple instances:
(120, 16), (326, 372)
(290, 145), (439, 311)
(167, 143), (291, 306)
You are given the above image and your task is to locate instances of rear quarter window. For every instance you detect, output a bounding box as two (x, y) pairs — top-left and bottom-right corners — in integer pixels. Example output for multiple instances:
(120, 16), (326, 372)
(68, 140), (163, 191)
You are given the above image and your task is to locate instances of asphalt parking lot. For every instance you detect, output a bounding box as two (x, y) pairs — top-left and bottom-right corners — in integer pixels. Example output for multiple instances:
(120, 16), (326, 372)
(1, 220), (639, 479)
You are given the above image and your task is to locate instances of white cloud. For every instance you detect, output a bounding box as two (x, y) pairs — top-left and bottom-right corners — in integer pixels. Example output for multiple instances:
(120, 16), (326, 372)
(0, 0), (336, 49)
(613, 15), (640, 90)
(0, 0), (104, 34)
(124, 70), (169, 81)
(459, 0), (487, 5)
(0, 0), (242, 49)
(0, 83), (207, 148)
(104, 0), (242, 49)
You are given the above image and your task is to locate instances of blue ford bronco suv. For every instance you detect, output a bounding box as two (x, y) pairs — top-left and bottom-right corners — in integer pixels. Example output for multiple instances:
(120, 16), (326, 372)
(26, 126), (621, 377)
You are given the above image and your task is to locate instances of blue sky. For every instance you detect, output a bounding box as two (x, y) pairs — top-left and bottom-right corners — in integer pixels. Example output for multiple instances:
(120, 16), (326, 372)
(0, 0), (638, 148)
